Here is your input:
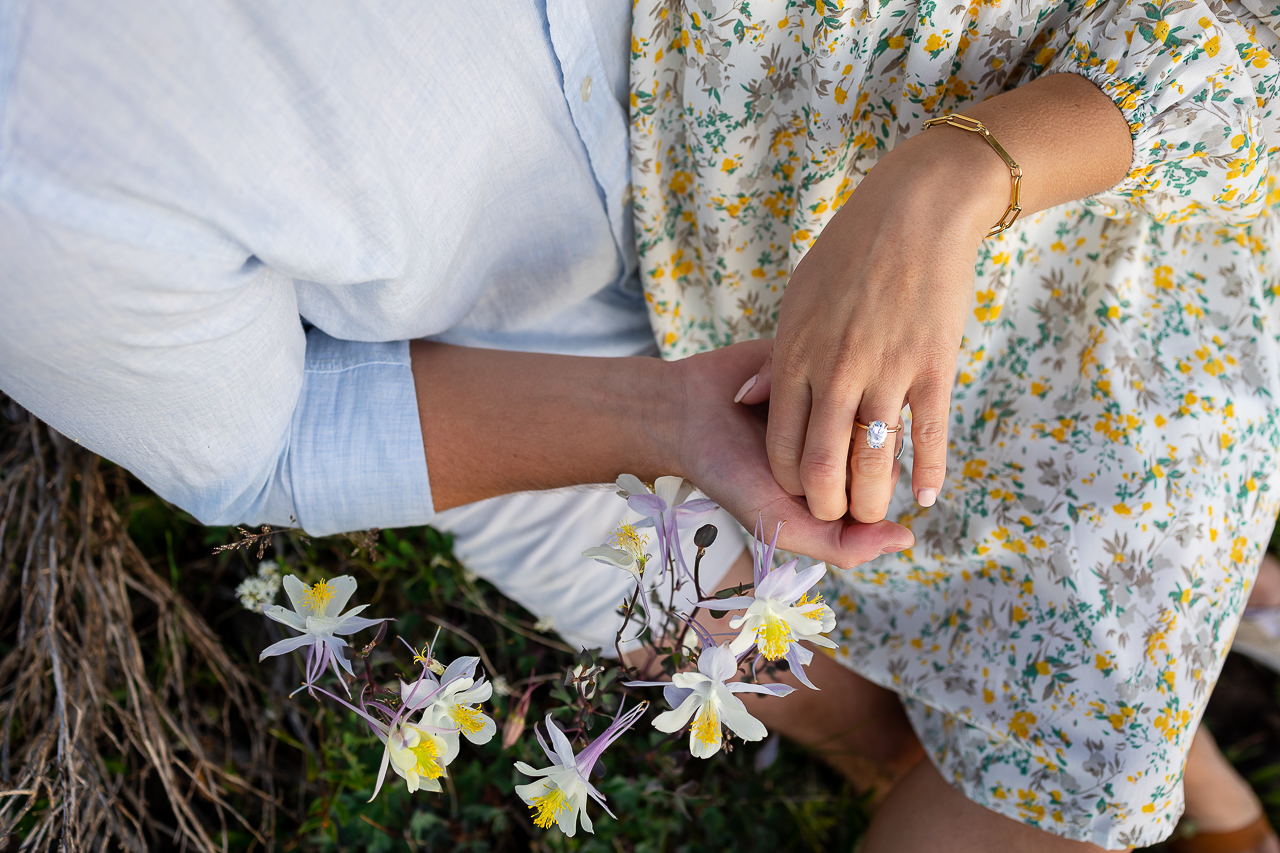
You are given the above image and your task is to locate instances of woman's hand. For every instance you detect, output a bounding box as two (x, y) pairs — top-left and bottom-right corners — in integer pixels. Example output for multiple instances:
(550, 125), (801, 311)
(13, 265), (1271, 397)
(669, 339), (914, 568)
(737, 73), (1134, 524)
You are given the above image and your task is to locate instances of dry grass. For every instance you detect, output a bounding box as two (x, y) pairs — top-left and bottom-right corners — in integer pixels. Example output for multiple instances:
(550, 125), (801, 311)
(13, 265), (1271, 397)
(0, 399), (278, 852)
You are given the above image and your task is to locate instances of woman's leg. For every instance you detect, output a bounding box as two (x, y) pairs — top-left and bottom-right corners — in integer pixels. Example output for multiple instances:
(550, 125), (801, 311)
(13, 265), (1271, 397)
(1249, 553), (1280, 608)
(1180, 727), (1279, 853)
(862, 758), (1118, 852)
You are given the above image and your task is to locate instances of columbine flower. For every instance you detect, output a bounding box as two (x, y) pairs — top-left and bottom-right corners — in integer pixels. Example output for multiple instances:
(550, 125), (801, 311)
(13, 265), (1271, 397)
(582, 521), (649, 578)
(369, 667), (473, 799)
(408, 657), (497, 752)
(616, 475), (718, 579)
(629, 642), (791, 758)
(698, 522), (836, 689)
(258, 575), (384, 690)
(376, 718), (453, 794)
(515, 702), (647, 836)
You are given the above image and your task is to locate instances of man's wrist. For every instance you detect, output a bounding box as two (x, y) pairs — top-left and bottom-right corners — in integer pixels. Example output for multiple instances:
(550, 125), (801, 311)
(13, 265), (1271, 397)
(624, 355), (686, 482)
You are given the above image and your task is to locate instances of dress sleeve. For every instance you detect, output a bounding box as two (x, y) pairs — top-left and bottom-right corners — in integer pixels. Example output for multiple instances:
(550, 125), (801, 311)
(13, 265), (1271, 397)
(0, 200), (434, 537)
(1043, 0), (1280, 225)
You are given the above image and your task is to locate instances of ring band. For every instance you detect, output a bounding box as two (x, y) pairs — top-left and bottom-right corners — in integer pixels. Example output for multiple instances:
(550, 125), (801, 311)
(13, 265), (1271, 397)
(855, 419), (902, 450)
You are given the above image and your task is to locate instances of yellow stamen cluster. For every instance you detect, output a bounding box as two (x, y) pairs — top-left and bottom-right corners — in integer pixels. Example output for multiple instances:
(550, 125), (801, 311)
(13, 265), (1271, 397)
(692, 704), (721, 749)
(757, 613), (793, 660)
(530, 786), (568, 829)
(411, 738), (445, 780)
(301, 578), (335, 613)
(448, 703), (486, 736)
(795, 591), (824, 607)
(611, 522), (648, 563)
(412, 644), (430, 666)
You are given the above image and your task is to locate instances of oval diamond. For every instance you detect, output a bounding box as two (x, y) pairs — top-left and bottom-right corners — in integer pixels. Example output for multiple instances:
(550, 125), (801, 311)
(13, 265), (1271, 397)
(867, 420), (889, 450)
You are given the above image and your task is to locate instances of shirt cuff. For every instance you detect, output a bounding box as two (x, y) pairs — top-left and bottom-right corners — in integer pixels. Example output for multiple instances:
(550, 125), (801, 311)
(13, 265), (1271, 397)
(287, 328), (433, 535)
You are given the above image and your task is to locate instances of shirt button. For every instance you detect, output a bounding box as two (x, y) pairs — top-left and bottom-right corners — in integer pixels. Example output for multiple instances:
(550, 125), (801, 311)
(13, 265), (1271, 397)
(580, 75), (593, 102)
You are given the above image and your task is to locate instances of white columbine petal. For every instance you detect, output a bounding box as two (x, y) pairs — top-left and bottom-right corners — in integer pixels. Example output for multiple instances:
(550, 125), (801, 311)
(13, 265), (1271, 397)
(515, 704), (646, 836)
(257, 575), (385, 687)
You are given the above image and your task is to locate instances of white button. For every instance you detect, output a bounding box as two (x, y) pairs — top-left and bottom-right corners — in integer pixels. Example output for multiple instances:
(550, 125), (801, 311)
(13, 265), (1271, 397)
(580, 75), (593, 102)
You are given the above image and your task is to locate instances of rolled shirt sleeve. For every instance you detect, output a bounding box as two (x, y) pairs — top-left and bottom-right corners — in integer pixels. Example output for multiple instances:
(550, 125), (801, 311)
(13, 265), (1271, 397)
(0, 201), (432, 536)
(278, 331), (432, 535)
(1041, 0), (1280, 225)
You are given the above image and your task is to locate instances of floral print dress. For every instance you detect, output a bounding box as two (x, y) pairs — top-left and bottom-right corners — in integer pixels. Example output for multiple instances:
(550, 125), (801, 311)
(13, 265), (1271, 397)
(630, 0), (1280, 847)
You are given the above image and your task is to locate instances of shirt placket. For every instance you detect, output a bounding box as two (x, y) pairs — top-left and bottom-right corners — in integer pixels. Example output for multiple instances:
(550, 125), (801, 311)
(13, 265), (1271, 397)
(544, 0), (635, 280)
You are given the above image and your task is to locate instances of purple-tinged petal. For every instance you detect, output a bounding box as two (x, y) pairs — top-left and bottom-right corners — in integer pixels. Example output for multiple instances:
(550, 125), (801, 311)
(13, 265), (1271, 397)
(321, 633), (354, 676)
(663, 684), (694, 710)
(627, 493), (667, 518)
(726, 681), (795, 698)
(333, 615), (385, 635)
(440, 656), (479, 686)
(259, 633), (315, 660)
(754, 564), (797, 601)
(674, 499), (719, 522)
(262, 604), (307, 631)
(785, 645), (818, 690)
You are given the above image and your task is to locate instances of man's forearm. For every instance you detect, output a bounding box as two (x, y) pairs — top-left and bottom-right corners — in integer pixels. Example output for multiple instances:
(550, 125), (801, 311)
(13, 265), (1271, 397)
(410, 341), (677, 512)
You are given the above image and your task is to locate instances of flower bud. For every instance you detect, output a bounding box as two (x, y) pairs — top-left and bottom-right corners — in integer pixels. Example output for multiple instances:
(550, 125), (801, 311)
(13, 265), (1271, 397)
(502, 712), (526, 749)
(694, 524), (718, 549)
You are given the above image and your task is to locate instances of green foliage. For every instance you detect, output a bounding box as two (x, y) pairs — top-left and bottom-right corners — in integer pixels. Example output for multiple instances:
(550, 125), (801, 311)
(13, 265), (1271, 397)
(121, 480), (875, 852)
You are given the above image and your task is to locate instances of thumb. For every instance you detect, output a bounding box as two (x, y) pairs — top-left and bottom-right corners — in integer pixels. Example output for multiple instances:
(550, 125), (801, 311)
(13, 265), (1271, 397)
(734, 343), (774, 405)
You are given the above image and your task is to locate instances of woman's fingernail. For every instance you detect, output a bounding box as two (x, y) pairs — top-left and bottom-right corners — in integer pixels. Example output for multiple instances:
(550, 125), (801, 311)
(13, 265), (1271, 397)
(733, 374), (758, 404)
(917, 488), (938, 508)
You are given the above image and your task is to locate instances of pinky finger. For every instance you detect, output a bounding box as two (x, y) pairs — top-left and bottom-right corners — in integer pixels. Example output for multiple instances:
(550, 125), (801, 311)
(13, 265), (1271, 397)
(907, 380), (951, 508)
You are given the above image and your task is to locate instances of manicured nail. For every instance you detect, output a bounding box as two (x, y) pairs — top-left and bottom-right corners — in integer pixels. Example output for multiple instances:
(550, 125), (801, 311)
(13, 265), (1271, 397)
(734, 374), (758, 404)
(917, 488), (938, 508)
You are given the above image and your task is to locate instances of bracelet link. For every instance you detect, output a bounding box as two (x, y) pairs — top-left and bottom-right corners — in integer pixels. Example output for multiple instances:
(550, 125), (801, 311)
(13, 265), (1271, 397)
(922, 113), (1023, 237)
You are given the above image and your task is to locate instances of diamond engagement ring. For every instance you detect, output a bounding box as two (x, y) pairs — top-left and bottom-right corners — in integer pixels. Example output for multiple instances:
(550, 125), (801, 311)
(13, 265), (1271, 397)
(855, 419), (902, 450)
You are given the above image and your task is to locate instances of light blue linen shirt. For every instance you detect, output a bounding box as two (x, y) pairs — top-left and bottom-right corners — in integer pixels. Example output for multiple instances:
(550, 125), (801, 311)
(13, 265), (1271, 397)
(0, 0), (642, 534)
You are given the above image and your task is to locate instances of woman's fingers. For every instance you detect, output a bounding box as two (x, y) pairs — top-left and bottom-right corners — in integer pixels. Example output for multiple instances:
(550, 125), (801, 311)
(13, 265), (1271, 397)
(907, 378), (952, 508)
(798, 389), (858, 520)
(735, 346), (774, 405)
(764, 358), (813, 497)
(849, 388), (907, 523)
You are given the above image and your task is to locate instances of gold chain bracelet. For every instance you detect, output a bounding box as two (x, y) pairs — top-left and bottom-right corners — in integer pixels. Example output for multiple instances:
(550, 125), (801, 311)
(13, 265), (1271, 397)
(921, 114), (1022, 237)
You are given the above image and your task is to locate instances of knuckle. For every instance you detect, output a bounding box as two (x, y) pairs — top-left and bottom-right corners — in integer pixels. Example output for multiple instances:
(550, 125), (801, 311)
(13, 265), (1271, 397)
(912, 460), (947, 484)
(850, 445), (894, 479)
(799, 454), (847, 488)
(766, 431), (805, 466)
(849, 492), (890, 524)
(911, 420), (949, 451)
